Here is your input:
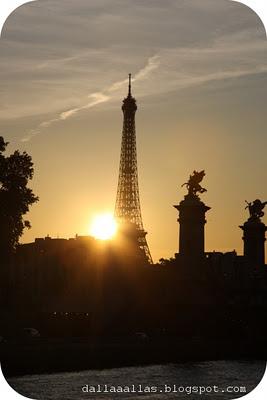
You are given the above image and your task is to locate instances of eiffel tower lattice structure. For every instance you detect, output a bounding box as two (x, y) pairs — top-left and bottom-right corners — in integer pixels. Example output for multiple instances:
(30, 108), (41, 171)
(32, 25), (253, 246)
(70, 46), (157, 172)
(114, 74), (153, 264)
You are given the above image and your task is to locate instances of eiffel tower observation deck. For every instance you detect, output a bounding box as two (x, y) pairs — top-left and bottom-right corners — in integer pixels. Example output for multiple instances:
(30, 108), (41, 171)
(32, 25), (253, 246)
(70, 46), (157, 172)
(114, 74), (153, 264)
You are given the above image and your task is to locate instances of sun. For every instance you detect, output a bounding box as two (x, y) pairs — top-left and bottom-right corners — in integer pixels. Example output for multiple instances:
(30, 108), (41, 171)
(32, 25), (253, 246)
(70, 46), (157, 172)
(89, 213), (118, 240)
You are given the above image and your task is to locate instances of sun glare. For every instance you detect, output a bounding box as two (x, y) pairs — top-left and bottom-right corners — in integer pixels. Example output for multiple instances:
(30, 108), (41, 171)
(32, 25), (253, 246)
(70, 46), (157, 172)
(89, 213), (118, 240)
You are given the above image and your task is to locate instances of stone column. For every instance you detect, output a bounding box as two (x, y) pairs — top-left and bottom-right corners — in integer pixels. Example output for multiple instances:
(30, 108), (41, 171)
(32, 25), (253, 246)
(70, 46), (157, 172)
(240, 219), (266, 267)
(174, 194), (210, 258)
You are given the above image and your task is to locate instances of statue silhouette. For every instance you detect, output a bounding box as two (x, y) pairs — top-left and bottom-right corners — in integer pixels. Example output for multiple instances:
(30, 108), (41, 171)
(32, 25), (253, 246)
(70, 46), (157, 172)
(245, 199), (267, 220)
(182, 170), (207, 197)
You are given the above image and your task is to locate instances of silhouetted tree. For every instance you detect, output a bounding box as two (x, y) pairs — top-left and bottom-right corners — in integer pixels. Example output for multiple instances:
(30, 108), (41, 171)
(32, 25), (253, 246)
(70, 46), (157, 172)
(0, 136), (38, 257)
(158, 257), (175, 267)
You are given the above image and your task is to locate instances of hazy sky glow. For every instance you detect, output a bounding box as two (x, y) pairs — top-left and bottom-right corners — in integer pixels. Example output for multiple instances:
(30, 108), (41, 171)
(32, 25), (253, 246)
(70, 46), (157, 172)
(0, 0), (267, 261)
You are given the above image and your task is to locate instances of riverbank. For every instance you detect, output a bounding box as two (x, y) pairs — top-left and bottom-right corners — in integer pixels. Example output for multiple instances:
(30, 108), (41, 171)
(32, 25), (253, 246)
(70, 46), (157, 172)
(7, 361), (266, 400)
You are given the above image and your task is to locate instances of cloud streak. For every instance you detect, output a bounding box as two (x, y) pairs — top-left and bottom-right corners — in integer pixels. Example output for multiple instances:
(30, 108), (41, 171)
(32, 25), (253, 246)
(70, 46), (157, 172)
(1, 0), (266, 144)
(21, 55), (160, 142)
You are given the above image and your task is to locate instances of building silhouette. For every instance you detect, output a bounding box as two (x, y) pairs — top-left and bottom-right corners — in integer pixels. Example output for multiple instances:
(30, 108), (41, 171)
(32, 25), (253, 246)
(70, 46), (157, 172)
(114, 74), (153, 264)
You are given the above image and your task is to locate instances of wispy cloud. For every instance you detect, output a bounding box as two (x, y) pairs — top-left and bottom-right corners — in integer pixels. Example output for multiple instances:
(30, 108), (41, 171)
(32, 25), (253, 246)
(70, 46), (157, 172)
(134, 55), (160, 80)
(21, 55), (160, 142)
(1, 0), (266, 143)
(177, 65), (267, 89)
(130, 34), (267, 98)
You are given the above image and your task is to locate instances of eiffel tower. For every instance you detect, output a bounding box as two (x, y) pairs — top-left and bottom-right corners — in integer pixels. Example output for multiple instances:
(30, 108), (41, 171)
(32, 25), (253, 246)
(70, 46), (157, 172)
(114, 74), (153, 264)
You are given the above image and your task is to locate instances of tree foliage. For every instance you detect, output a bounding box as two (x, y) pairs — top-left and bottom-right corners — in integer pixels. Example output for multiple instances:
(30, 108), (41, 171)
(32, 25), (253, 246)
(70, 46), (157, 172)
(0, 136), (38, 255)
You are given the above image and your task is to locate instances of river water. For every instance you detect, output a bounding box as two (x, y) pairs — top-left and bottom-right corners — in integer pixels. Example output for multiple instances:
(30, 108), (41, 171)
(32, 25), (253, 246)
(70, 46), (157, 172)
(7, 360), (266, 400)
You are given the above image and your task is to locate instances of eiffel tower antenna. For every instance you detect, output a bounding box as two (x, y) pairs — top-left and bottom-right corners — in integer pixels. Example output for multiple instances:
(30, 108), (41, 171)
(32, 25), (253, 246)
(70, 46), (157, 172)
(114, 74), (153, 264)
(128, 73), (132, 96)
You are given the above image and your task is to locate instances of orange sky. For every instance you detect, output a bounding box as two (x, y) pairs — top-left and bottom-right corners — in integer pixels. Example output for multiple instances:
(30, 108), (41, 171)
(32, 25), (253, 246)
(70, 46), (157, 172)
(0, 0), (267, 261)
